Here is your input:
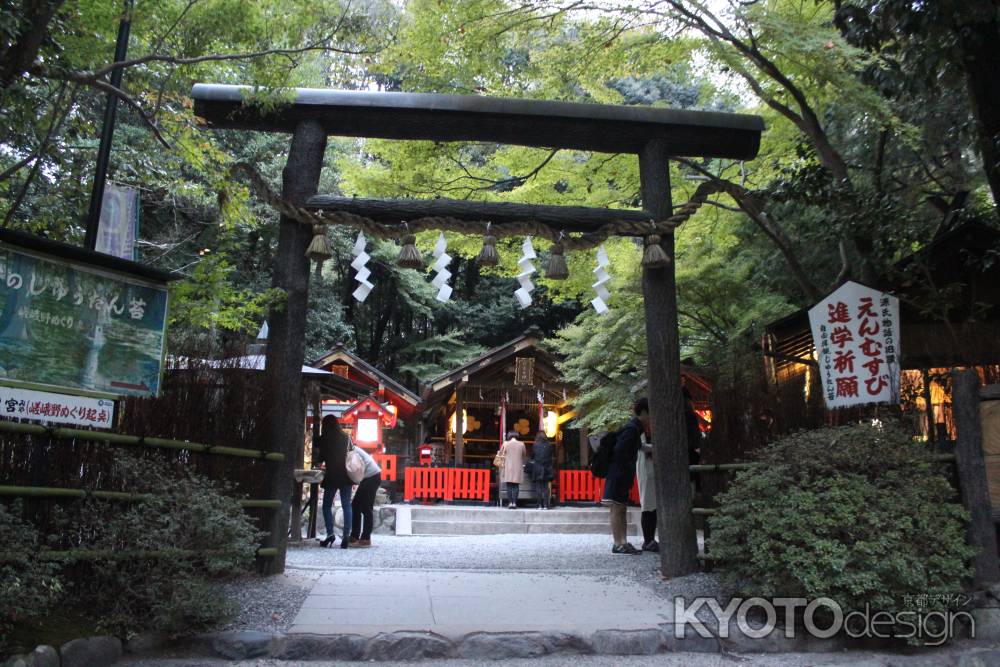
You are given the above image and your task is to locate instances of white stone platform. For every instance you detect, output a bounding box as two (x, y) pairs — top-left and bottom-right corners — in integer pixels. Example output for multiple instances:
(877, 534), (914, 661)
(392, 504), (641, 536)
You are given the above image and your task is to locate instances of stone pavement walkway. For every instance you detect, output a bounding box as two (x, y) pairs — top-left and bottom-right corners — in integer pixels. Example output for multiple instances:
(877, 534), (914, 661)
(289, 567), (674, 637)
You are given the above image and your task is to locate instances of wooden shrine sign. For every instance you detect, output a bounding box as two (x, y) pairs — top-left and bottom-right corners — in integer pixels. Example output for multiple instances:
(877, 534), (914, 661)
(808, 281), (901, 409)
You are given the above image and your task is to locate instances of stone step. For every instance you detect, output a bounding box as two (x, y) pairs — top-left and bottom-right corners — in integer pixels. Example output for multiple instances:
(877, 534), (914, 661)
(409, 520), (639, 536)
(407, 507), (640, 524)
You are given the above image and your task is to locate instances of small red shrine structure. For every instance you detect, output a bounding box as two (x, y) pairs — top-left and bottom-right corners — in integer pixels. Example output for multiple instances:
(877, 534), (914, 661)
(338, 396), (397, 450)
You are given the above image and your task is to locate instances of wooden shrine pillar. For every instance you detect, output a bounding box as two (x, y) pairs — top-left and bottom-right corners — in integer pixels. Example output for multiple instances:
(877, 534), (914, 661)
(259, 120), (327, 574)
(455, 386), (465, 465)
(639, 140), (699, 577)
(953, 369), (1000, 585)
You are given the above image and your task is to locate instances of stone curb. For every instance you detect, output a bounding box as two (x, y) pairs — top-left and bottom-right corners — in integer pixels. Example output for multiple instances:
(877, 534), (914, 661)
(13, 622), (988, 664)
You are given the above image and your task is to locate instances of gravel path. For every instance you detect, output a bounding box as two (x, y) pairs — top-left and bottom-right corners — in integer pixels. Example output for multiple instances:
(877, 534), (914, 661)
(214, 570), (318, 633)
(286, 533), (728, 605)
(213, 534), (726, 634)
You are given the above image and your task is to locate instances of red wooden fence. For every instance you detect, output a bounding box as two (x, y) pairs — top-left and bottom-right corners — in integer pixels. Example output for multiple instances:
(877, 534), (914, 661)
(450, 468), (491, 502)
(557, 469), (639, 504)
(374, 453), (397, 481)
(404, 467), (490, 503)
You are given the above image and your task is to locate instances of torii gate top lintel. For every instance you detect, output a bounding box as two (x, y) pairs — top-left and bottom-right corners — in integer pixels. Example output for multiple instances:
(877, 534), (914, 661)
(191, 83), (763, 159)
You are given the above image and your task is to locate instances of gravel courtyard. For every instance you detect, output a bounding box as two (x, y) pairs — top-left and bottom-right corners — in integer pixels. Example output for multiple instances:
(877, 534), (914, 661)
(220, 533), (720, 634)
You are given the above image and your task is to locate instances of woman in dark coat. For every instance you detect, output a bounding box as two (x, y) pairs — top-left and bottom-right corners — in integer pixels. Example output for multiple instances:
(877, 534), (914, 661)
(601, 398), (650, 554)
(532, 434), (555, 509)
(315, 415), (352, 548)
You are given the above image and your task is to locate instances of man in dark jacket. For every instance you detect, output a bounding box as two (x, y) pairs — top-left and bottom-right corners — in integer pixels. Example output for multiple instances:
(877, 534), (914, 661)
(602, 397), (650, 554)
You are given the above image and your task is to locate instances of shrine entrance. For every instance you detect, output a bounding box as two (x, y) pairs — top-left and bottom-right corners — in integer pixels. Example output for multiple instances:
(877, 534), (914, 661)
(191, 83), (763, 576)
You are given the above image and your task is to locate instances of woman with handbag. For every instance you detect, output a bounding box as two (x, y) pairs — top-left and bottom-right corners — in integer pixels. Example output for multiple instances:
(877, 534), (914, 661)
(348, 443), (382, 547)
(500, 431), (526, 508)
(316, 415), (353, 549)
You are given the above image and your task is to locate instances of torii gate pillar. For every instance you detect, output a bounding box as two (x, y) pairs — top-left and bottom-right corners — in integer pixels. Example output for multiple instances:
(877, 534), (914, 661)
(639, 140), (699, 577)
(260, 120), (327, 574)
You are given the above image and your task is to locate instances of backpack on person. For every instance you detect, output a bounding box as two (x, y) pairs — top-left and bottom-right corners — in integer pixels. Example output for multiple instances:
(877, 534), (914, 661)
(589, 430), (618, 479)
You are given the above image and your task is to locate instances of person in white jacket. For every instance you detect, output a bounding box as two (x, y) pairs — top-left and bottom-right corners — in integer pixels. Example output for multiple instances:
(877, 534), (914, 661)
(349, 445), (382, 548)
(635, 430), (658, 552)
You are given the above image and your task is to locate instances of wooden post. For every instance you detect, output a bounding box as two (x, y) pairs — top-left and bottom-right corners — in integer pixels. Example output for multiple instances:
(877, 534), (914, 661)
(639, 140), (699, 577)
(259, 120), (327, 574)
(455, 387), (465, 465)
(922, 369), (936, 445)
(952, 369), (1000, 586)
(579, 427), (590, 467)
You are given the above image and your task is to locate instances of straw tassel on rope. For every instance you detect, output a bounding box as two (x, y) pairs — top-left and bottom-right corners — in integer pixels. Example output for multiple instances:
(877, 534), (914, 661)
(642, 234), (670, 268)
(546, 240), (569, 280)
(396, 232), (423, 269)
(477, 223), (500, 267)
(306, 218), (332, 269)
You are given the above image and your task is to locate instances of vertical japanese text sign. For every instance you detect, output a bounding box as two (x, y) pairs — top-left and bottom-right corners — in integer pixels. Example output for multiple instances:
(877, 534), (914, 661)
(808, 281), (901, 409)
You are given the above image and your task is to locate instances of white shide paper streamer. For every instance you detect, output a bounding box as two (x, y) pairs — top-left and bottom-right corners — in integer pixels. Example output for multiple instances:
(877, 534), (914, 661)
(430, 232), (453, 302)
(350, 231), (374, 302)
(591, 244), (611, 315)
(514, 237), (537, 309)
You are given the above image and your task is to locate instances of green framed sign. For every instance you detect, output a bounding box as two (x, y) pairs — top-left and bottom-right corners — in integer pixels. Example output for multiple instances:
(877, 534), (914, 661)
(0, 238), (171, 398)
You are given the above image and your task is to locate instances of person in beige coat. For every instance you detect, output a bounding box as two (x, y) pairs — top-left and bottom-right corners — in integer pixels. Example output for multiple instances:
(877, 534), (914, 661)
(501, 431), (526, 509)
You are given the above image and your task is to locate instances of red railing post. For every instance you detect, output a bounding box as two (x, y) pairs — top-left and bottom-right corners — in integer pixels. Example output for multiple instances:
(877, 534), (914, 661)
(404, 467), (414, 501)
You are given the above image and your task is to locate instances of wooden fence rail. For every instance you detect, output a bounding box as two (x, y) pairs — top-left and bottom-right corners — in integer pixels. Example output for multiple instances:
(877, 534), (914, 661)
(404, 467), (490, 502)
(0, 419), (284, 563)
(0, 547), (278, 563)
(0, 485), (281, 508)
(555, 470), (639, 504)
(0, 419), (286, 461)
(374, 453), (398, 482)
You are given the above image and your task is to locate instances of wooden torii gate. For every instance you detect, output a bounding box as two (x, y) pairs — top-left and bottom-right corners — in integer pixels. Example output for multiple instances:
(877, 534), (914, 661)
(191, 83), (763, 576)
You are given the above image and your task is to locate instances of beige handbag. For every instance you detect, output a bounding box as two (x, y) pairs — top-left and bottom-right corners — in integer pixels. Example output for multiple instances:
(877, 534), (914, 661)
(345, 439), (366, 484)
(492, 443), (507, 469)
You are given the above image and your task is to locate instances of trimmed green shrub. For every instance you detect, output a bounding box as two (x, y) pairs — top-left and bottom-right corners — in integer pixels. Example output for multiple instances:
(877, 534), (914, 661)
(0, 502), (63, 645)
(710, 420), (975, 629)
(48, 452), (263, 636)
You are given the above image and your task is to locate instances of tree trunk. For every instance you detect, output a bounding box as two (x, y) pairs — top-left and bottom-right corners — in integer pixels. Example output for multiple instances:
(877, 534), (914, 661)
(259, 120), (326, 574)
(0, 1), (67, 90)
(952, 369), (1000, 586)
(639, 140), (699, 577)
(964, 25), (1000, 213)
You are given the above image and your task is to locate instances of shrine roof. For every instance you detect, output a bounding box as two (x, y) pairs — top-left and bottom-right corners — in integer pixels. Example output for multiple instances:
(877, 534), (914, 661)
(312, 346), (420, 407)
(191, 84), (764, 158)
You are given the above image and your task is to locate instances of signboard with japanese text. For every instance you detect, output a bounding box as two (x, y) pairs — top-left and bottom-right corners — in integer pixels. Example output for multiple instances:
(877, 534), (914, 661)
(0, 244), (168, 397)
(0, 385), (115, 428)
(808, 281), (901, 409)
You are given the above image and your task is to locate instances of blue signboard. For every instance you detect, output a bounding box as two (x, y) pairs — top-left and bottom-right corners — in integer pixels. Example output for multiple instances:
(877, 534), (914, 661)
(0, 244), (169, 397)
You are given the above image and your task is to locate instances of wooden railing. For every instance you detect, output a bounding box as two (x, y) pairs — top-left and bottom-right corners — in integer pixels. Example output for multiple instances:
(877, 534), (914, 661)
(374, 453), (398, 481)
(556, 469), (639, 504)
(0, 420), (283, 562)
(404, 466), (490, 503)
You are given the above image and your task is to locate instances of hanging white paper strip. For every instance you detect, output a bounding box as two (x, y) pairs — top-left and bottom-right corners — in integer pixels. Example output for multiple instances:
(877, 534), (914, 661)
(514, 237), (537, 309)
(350, 231), (374, 302)
(591, 244), (611, 315)
(430, 232), (452, 302)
